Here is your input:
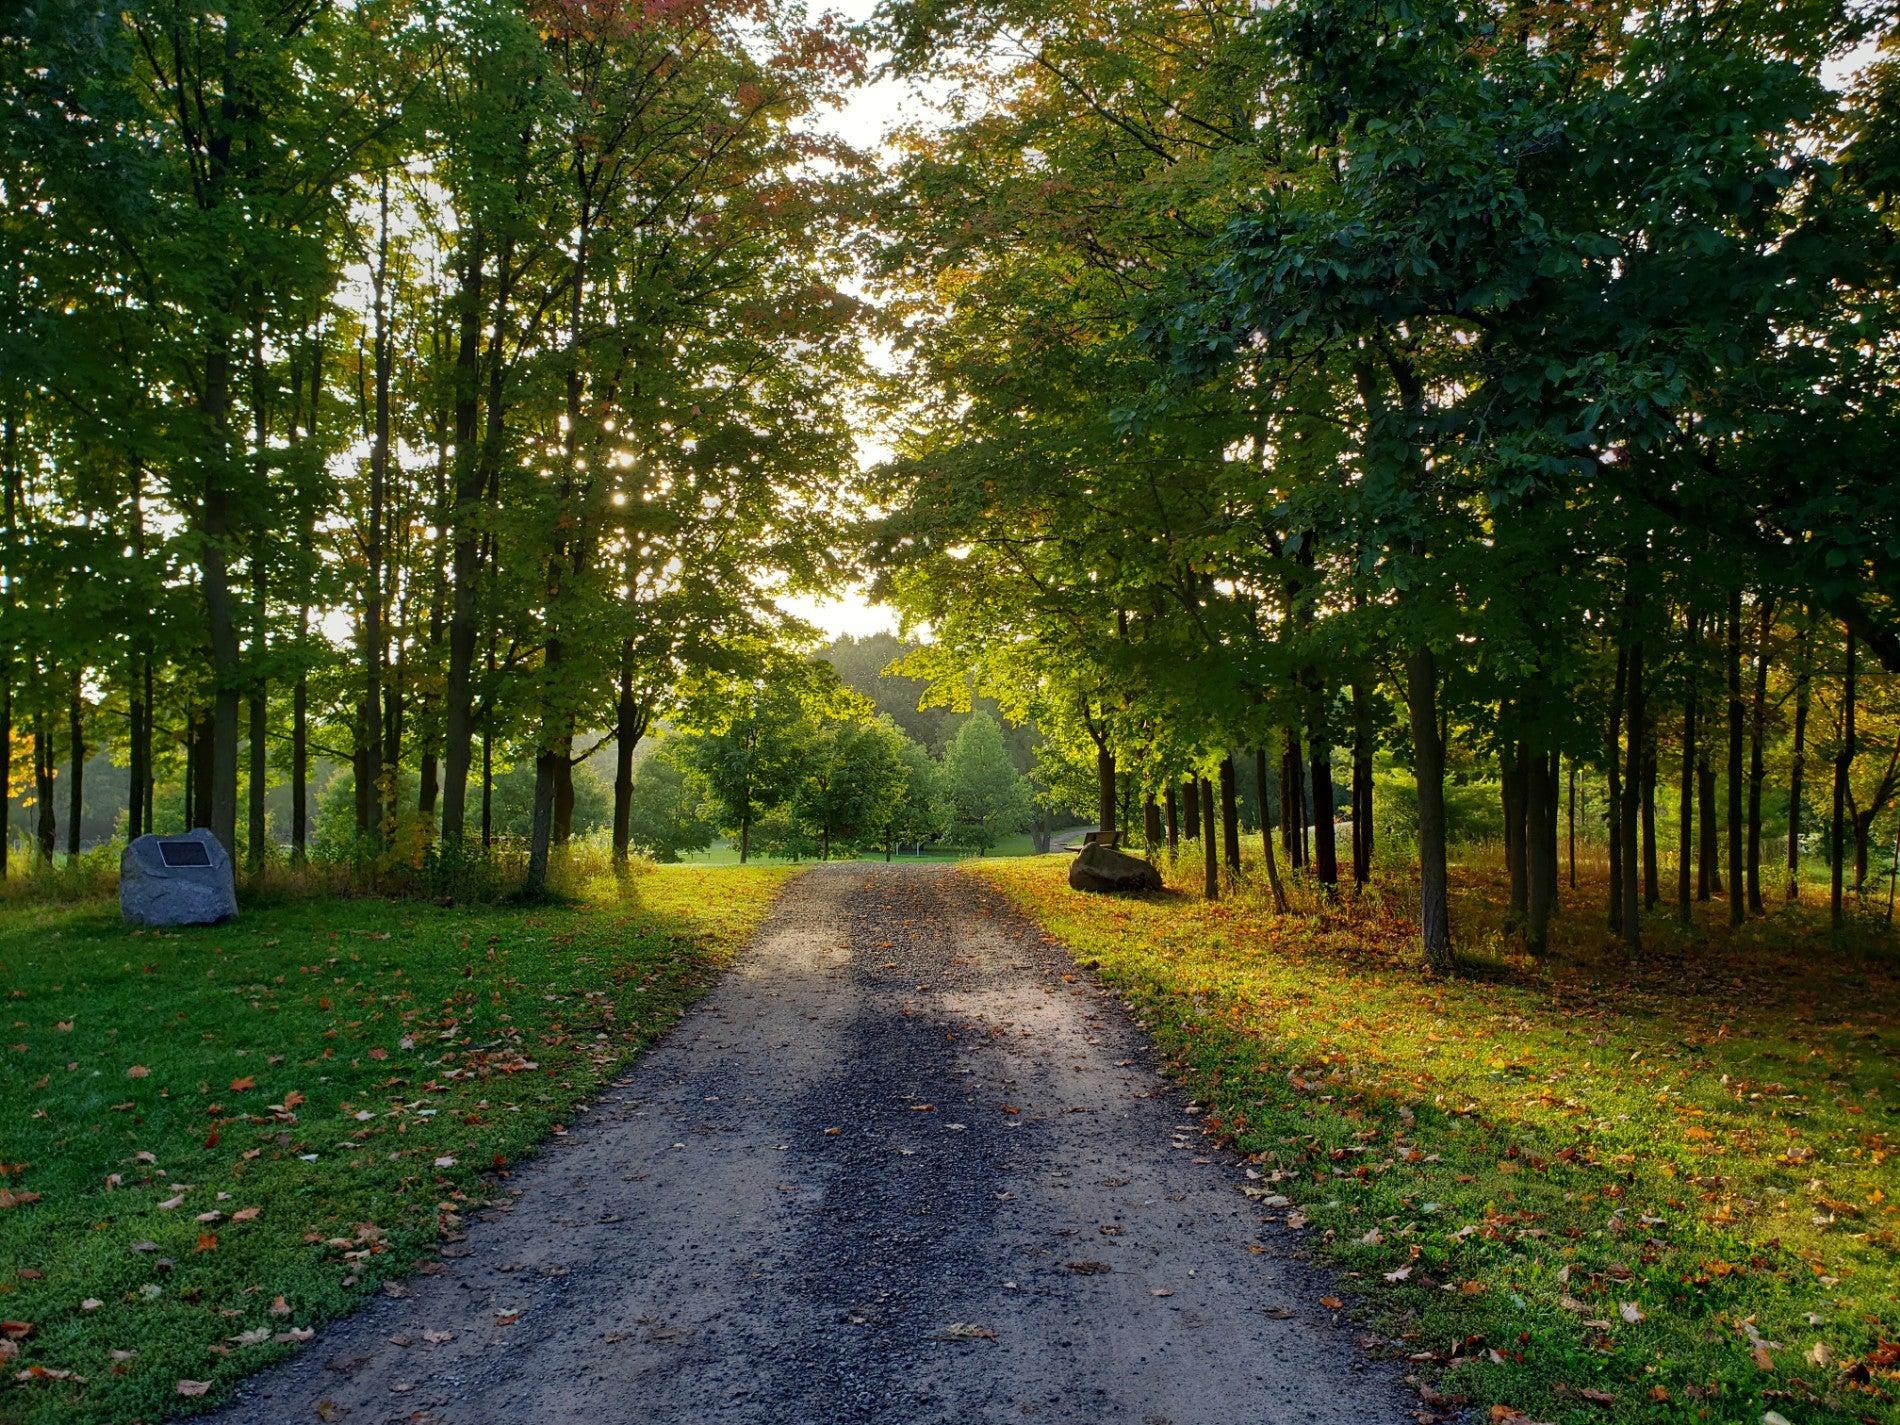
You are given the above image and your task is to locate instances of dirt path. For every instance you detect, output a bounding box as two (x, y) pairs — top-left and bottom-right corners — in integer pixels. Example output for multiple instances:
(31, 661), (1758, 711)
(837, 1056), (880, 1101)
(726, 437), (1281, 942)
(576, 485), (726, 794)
(208, 864), (1414, 1425)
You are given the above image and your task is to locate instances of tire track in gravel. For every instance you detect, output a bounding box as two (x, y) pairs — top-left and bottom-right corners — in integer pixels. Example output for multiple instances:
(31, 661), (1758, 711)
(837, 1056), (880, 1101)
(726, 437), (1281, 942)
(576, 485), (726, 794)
(205, 863), (1415, 1425)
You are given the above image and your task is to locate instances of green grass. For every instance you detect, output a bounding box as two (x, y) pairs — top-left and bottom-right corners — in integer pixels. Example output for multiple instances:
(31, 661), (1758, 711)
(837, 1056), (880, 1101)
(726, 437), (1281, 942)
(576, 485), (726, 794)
(0, 864), (794, 1425)
(974, 851), (1900, 1425)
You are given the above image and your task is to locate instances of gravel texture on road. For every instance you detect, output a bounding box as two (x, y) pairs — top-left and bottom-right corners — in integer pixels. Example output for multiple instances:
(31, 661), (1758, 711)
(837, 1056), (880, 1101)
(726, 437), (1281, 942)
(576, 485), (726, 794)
(206, 863), (1414, 1425)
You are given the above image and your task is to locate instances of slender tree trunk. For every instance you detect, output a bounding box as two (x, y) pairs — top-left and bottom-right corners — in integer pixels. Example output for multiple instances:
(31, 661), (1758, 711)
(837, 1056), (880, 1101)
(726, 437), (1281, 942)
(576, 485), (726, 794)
(1200, 776), (1218, 900)
(1641, 733), (1659, 910)
(1164, 783), (1178, 853)
(1525, 744), (1553, 954)
(34, 706), (56, 860)
(1096, 745), (1117, 838)
(1219, 755), (1241, 881)
(1406, 647), (1455, 971)
(66, 676), (84, 857)
(1351, 677), (1373, 885)
(1678, 654), (1695, 927)
(1621, 634), (1644, 952)
(1746, 599), (1772, 914)
(1698, 756), (1720, 897)
(247, 557), (267, 872)
(1726, 590), (1745, 927)
(191, 710), (215, 833)
(1502, 738), (1527, 924)
(440, 224), (495, 849)
(0, 418), (13, 876)
(1143, 795), (1162, 852)
(127, 462), (147, 842)
(611, 644), (642, 869)
(1182, 778), (1199, 840)
(1607, 643), (1627, 932)
(1788, 615), (1810, 900)
(1255, 746), (1288, 912)
(362, 173), (392, 848)
(1567, 757), (1577, 889)
(141, 661), (155, 834)
(1309, 720), (1336, 888)
(1832, 632), (1855, 931)
(527, 749), (559, 891)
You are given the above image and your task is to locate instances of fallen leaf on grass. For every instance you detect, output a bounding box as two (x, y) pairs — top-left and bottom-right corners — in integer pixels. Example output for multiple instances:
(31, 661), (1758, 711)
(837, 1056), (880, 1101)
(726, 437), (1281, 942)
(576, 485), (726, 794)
(269, 1296), (291, 1317)
(229, 1076), (255, 1092)
(157, 1195), (186, 1211)
(1, 1322), (33, 1340)
(176, 1379), (212, 1396)
(1578, 1388), (1615, 1405)
(1618, 1301), (1645, 1324)
(126, 1066), (150, 1079)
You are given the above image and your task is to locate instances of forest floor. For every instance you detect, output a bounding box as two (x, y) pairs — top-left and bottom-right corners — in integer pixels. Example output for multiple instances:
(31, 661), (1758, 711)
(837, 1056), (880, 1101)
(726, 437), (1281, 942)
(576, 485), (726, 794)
(0, 865), (791, 1425)
(975, 848), (1900, 1425)
(104, 862), (1405, 1425)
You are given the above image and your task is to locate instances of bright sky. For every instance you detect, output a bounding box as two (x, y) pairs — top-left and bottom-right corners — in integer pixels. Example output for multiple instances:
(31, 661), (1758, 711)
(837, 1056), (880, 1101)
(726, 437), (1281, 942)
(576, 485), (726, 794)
(775, 0), (938, 642)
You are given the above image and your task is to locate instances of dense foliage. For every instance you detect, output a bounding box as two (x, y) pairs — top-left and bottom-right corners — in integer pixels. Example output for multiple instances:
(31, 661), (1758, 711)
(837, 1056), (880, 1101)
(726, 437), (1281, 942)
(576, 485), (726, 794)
(867, 0), (1900, 963)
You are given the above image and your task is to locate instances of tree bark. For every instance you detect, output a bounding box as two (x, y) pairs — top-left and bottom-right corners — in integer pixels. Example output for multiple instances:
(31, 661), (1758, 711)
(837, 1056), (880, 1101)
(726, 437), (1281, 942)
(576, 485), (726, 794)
(1406, 647), (1454, 971)
(1726, 589), (1745, 927)
(67, 677), (85, 857)
(1164, 783), (1178, 852)
(1621, 634), (1644, 952)
(1502, 737), (1527, 924)
(1219, 755), (1241, 881)
(1143, 795), (1162, 851)
(1678, 640), (1695, 927)
(1182, 778), (1199, 840)
(1788, 614), (1809, 900)
(1746, 598), (1772, 914)
(1200, 776), (1218, 900)
(1832, 631), (1855, 931)
(440, 223), (496, 849)
(1607, 643), (1627, 932)
(1351, 677), (1373, 885)
(34, 706), (55, 860)
(1255, 746), (1288, 912)
(1525, 744), (1553, 954)
(1641, 733), (1659, 910)
(1096, 745), (1117, 837)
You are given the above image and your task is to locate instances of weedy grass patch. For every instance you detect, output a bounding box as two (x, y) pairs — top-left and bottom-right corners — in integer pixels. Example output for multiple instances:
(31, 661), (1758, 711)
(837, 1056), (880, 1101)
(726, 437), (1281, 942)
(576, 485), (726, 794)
(0, 864), (794, 1425)
(975, 852), (1898, 1425)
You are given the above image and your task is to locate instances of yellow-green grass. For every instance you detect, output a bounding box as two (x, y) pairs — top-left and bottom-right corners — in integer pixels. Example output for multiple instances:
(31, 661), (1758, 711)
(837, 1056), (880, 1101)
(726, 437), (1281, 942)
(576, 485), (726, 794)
(0, 865), (794, 1425)
(974, 852), (1898, 1425)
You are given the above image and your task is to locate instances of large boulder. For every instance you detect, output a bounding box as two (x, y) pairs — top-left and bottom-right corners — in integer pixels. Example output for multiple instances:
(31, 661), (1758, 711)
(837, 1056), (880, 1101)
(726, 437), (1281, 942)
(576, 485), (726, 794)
(121, 830), (237, 928)
(1068, 841), (1163, 894)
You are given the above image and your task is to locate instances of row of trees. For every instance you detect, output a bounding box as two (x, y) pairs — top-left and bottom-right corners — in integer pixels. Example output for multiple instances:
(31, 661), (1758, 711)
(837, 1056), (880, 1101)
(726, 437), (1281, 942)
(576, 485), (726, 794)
(1, 0), (865, 890)
(633, 704), (1034, 860)
(870, 0), (1900, 964)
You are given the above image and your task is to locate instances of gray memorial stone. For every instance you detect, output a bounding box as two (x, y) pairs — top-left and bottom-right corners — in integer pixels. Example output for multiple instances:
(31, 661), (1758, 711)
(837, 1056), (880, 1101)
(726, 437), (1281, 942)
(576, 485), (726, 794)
(121, 829), (238, 927)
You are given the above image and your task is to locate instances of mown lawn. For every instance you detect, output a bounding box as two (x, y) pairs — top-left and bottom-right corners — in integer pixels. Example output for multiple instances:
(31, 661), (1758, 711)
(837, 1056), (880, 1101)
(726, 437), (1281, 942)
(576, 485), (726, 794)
(0, 865), (793, 1425)
(975, 852), (1899, 1425)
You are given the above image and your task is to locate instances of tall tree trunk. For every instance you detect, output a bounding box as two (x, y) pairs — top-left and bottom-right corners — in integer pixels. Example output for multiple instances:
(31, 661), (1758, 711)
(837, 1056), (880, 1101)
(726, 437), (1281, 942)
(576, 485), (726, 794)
(66, 676), (84, 857)
(1143, 795), (1162, 852)
(527, 749), (559, 891)
(1678, 647), (1696, 927)
(1607, 643), (1627, 932)
(1726, 590), (1744, 927)
(1746, 598), (1772, 914)
(247, 555), (267, 872)
(0, 671), (9, 877)
(1621, 634), (1644, 952)
(1567, 757), (1577, 889)
(440, 223), (494, 849)
(191, 709), (215, 833)
(1502, 738), (1527, 925)
(0, 416), (13, 877)
(1641, 733), (1659, 910)
(1525, 745), (1553, 954)
(1164, 783), (1178, 853)
(1219, 755), (1241, 881)
(1308, 726), (1336, 887)
(1788, 614), (1810, 900)
(360, 178), (392, 849)
(127, 462), (147, 842)
(1283, 728), (1306, 869)
(1406, 647), (1455, 971)
(1200, 775), (1218, 900)
(1096, 745), (1117, 838)
(1351, 677), (1373, 885)
(1832, 631), (1855, 931)
(610, 643), (644, 869)
(34, 705), (56, 860)
(1182, 777), (1199, 840)
(1255, 746), (1288, 912)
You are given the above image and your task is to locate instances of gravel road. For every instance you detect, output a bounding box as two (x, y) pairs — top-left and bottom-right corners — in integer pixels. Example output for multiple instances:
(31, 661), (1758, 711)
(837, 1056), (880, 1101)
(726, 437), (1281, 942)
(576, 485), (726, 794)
(207, 863), (1416, 1425)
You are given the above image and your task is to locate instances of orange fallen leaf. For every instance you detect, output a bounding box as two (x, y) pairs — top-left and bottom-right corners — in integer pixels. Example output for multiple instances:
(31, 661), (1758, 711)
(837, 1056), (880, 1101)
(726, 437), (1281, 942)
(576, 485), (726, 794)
(229, 1076), (255, 1092)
